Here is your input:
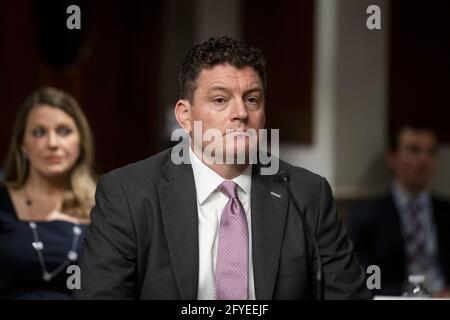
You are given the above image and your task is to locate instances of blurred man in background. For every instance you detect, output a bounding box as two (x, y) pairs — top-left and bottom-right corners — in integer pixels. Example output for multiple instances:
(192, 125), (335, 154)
(347, 124), (450, 297)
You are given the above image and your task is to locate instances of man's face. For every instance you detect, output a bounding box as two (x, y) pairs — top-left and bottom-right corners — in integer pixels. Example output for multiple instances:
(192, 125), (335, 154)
(388, 128), (438, 192)
(181, 64), (265, 162)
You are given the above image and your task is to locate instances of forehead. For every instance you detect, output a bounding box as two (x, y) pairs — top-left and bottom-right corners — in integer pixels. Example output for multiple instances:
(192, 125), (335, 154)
(196, 64), (262, 91)
(399, 128), (437, 146)
(27, 105), (76, 126)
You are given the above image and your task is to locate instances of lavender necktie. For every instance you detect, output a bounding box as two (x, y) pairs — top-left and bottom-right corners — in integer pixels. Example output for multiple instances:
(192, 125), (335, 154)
(215, 181), (249, 300)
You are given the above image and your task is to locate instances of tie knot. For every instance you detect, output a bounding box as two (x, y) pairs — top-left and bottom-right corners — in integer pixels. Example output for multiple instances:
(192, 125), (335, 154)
(219, 181), (238, 199)
(408, 198), (422, 213)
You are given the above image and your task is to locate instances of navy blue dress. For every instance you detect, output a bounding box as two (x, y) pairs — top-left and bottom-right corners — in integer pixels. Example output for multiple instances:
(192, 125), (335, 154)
(0, 185), (87, 299)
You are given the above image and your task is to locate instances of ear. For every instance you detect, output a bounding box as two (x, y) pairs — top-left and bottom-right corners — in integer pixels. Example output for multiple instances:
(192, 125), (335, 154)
(21, 144), (27, 157)
(174, 99), (192, 133)
(385, 151), (396, 171)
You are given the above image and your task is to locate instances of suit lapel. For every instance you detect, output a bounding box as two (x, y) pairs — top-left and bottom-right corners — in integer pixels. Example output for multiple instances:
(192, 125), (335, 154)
(158, 160), (199, 299)
(251, 166), (289, 299)
(385, 193), (407, 270)
(157, 156), (290, 300)
(431, 197), (450, 268)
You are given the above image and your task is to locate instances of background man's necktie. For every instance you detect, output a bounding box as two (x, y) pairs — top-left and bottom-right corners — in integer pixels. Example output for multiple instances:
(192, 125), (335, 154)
(405, 199), (426, 266)
(215, 181), (249, 300)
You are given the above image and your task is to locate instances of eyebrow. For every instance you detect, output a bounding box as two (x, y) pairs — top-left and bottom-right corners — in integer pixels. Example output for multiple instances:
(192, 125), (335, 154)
(243, 87), (263, 96)
(29, 122), (75, 129)
(207, 86), (263, 95)
(207, 86), (231, 94)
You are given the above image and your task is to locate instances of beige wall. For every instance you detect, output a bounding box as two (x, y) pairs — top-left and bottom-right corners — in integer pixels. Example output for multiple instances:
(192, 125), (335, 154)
(282, 0), (450, 199)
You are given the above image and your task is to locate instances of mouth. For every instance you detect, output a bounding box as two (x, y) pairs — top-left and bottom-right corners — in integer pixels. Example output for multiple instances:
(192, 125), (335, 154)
(44, 156), (63, 164)
(223, 129), (251, 137)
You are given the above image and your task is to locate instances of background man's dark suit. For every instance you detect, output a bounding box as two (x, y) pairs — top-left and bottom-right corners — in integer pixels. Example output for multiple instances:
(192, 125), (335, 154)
(74, 148), (370, 299)
(347, 193), (450, 295)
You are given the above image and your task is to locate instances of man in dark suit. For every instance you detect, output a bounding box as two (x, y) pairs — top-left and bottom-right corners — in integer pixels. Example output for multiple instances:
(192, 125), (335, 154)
(74, 36), (369, 300)
(347, 125), (450, 297)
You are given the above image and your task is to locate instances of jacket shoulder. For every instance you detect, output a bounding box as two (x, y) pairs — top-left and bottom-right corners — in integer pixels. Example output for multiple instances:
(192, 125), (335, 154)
(99, 148), (172, 188)
(432, 194), (450, 207)
(279, 159), (323, 186)
(347, 193), (394, 225)
(276, 159), (328, 206)
(431, 194), (450, 221)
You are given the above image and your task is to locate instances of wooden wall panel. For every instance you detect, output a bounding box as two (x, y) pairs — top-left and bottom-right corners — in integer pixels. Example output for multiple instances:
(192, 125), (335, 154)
(389, 1), (450, 142)
(0, 0), (164, 174)
(243, 0), (314, 144)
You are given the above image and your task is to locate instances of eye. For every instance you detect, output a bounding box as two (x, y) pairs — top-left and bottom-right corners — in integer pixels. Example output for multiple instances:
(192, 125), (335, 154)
(428, 147), (438, 156)
(213, 97), (228, 105)
(245, 96), (259, 104)
(31, 127), (46, 137)
(56, 126), (73, 136)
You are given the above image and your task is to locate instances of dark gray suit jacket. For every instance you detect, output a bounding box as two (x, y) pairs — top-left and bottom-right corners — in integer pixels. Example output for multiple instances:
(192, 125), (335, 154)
(73, 148), (370, 300)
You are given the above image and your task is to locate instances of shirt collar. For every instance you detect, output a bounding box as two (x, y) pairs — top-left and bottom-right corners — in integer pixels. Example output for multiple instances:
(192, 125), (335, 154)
(391, 180), (431, 210)
(189, 146), (252, 204)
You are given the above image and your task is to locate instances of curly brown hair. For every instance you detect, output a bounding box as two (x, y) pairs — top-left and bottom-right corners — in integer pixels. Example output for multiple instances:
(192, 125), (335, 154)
(179, 36), (267, 103)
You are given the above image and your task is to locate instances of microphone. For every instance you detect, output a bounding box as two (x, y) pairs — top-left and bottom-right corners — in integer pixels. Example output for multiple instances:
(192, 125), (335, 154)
(277, 170), (323, 300)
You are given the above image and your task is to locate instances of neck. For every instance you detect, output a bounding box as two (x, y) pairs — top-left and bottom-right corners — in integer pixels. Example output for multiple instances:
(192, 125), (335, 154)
(191, 145), (249, 180)
(395, 179), (427, 197)
(208, 163), (249, 180)
(24, 169), (68, 197)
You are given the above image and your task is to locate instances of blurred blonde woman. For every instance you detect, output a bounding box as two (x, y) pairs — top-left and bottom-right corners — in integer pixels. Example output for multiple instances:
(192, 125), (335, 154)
(0, 87), (97, 299)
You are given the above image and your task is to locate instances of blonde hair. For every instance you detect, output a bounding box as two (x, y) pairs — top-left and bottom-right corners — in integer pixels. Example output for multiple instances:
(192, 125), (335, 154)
(3, 86), (96, 219)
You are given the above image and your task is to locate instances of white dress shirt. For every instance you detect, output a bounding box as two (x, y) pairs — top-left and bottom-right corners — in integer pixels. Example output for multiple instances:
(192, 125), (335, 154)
(189, 147), (255, 300)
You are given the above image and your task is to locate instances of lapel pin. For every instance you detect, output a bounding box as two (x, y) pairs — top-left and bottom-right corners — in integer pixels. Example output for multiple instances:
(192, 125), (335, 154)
(270, 191), (282, 198)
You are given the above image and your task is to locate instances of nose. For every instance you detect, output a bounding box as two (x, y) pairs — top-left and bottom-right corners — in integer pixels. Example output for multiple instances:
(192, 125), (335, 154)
(232, 99), (249, 122)
(47, 131), (59, 149)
